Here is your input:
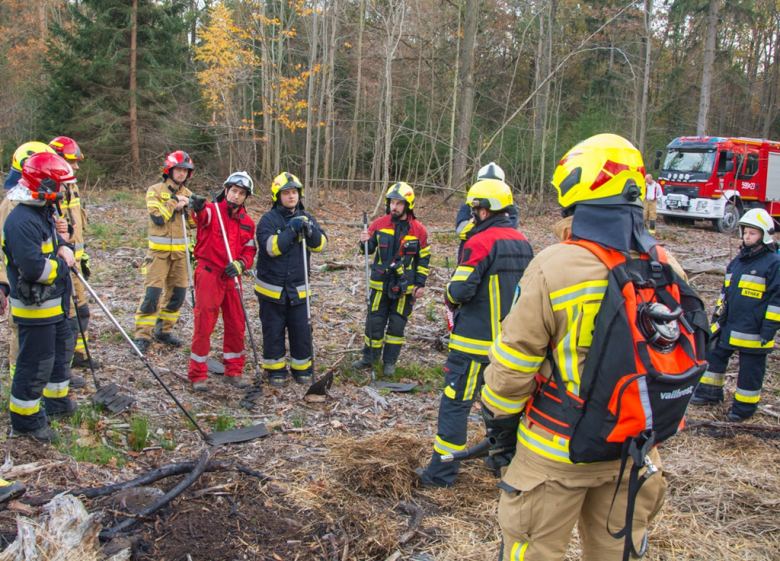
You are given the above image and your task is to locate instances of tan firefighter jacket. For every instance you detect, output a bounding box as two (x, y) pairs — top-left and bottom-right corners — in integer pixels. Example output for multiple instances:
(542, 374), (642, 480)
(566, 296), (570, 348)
(482, 216), (684, 487)
(145, 179), (195, 259)
(61, 183), (88, 262)
(0, 196), (19, 288)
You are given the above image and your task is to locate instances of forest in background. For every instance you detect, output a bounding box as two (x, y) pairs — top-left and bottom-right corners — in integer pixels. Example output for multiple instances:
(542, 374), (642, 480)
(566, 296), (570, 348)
(1, 0), (779, 205)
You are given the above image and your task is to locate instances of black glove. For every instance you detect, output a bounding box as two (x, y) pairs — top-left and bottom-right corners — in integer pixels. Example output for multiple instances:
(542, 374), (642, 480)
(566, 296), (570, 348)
(481, 405), (522, 472)
(304, 220), (314, 238)
(224, 259), (244, 278)
(80, 253), (92, 281)
(189, 194), (207, 212)
(290, 216), (309, 233)
(16, 279), (55, 306)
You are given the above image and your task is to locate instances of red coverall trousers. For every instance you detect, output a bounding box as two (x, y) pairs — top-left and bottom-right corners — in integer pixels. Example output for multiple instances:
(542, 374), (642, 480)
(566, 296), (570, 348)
(187, 265), (246, 382)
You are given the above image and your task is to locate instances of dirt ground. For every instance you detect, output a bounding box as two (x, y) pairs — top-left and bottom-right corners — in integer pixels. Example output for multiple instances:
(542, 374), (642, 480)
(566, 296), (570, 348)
(1, 187), (779, 560)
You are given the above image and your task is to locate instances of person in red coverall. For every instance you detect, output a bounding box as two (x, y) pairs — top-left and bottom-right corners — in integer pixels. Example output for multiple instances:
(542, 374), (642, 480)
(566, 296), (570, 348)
(186, 172), (257, 391)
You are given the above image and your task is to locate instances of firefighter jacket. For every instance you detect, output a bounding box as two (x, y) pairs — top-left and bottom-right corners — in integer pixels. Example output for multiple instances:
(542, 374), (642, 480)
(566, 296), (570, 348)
(0, 196), (19, 292)
(192, 200), (257, 275)
(715, 243), (780, 354)
(2, 203), (72, 325)
(456, 203), (518, 261)
(359, 213), (430, 294)
(61, 183), (88, 261)
(481, 216), (686, 486)
(145, 179), (195, 258)
(447, 214), (533, 362)
(254, 205), (327, 306)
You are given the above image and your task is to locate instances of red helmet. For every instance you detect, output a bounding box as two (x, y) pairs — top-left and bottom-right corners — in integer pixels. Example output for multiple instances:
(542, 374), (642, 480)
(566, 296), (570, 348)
(19, 152), (75, 193)
(48, 136), (84, 160)
(163, 150), (194, 179)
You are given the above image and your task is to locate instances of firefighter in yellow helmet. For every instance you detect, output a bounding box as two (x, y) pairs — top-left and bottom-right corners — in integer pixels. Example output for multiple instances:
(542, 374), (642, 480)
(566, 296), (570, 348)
(352, 182), (431, 376)
(416, 179), (533, 488)
(480, 134), (707, 559)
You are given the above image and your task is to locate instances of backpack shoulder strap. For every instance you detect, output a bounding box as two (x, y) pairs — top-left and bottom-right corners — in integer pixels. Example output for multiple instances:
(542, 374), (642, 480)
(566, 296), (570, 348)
(563, 239), (626, 270)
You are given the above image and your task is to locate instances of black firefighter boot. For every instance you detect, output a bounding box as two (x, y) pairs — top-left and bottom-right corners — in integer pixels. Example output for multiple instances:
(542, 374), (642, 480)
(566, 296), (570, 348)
(648, 220), (657, 234)
(153, 320), (183, 347)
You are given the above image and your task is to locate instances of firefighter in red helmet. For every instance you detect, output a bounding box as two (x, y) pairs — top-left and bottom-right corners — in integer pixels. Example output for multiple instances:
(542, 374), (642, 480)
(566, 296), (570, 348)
(2, 152), (79, 441)
(133, 151), (196, 351)
(49, 136), (98, 373)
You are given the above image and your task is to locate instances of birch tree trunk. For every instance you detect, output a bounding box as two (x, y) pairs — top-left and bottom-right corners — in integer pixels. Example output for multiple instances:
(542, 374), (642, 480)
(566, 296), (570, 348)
(697, 0), (719, 135)
(347, 0), (365, 184)
(638, 0), (653, 153)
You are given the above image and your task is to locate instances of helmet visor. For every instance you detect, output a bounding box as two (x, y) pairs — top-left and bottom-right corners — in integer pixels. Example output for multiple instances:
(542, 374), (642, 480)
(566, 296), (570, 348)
(226, 174), (252, 190)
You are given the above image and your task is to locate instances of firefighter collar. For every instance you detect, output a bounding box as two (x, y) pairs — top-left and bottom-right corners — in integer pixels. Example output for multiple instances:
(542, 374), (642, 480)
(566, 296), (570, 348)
(571, 204), (656, 254)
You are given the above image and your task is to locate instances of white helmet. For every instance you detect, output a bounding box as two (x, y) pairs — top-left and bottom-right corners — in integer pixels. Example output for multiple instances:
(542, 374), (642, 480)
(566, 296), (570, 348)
(477, 162), (505, 182)
(739, 208), (775, 244)
(223, 171), (254, 196)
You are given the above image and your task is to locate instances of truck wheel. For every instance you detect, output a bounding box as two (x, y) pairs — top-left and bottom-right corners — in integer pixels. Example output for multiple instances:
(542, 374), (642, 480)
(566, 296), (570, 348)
(713, 203), (740, 233)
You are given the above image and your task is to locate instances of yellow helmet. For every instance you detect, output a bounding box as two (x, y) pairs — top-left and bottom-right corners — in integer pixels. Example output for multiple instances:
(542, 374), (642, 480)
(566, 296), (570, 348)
(552, 133), (645, 210)
(12, 142), (56, 172)
(386, 181), (415, 210)
(271, 172), (303, 202)
(467, 179), (513, 211)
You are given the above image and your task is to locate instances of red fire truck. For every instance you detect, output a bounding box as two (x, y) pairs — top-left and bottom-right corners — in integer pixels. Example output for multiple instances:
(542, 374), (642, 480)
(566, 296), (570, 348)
(654, 136), (780, 232)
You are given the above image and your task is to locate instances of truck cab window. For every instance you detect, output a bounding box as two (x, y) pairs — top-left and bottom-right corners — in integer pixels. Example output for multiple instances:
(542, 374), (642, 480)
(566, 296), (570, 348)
(738, 153), (759, 179)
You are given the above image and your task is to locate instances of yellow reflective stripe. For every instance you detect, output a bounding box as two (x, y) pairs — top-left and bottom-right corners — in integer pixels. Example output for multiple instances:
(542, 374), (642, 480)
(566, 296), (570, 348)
(710, 323), (719, 334)
(41, 237), (54, 253)
(295, 285), (310, 300)
(766, 306), (780, 321)
(463, 360), (480, 401)
(263, 357), (287, 370)
(734, 389), (761, 403)
(489, 274), (500, 342)
(10, 396), (40, 416)
(451, 265), (474, 282)
(419, 246), (431, 258)
(369, 280), (384, 292)
(385, 334), (405, 345)
(518, 423), (572, 463)
(738, 281), (765, 292)
(134, 315), (157, 325)
(556, 305), (581, 395)
(147, 201), (172, 220)
(291, 358), (312, 370)
(371, 290), (382, 311)
(158, 311), (180, 321)
(549, 281), (607, 311)
(510, 542), (529, 561)
(264, 235), (282, 257)
(36, 259), (58, 284)
(417, 266), (429, 276)
(456, 220), (473, 239)
(701, 371), (725, 386)
(74, 250), (84, 260)
(254, 279), (283, 299)
(10, 297), (64, 319)
(397, 294), (406, 313)
(43, 381), (69, 398)
(379, 228), (394, 235)
(481, 384), (528, 414)
(364, 335), (384, 348)
(728, 331), (774, 349)
(449, 333), (491, 355)
(434, 435), (466, 455)
(309, 236), (327, 253)
(491, 339), (543, 372)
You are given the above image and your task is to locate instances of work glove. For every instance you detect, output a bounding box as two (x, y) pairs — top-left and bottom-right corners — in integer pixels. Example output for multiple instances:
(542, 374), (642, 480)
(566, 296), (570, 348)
(224, 259), (244, 278)
(480, 405), (522, 472)
(80, 253), (92, 281)
(290, 215), (309, 233)
(189, 194), (207, 212)
(16, 279), (55, 307)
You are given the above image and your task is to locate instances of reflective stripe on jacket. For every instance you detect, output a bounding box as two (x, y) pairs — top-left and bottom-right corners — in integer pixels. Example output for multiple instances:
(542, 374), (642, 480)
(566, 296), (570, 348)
(447, 214), (533, 362)
(254, 205), (327, 305)
(359, 213), (430, 292)
(717, 244), (780, 354)
(145, 180), (194, 257)
(2, 203), (72, 325)
(61, 183), (87, 261)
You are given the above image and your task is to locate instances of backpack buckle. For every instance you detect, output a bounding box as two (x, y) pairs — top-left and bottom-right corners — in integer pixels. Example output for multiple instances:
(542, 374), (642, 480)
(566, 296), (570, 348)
(650, 261), (663, 280)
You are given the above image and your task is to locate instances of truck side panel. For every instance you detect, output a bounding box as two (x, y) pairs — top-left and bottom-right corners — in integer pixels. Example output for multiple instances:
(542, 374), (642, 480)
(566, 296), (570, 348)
(766, 152), (780, 202)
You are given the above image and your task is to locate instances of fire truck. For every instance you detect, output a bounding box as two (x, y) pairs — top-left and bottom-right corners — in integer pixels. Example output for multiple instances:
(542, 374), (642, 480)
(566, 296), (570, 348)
(654, 136), (780, 232)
